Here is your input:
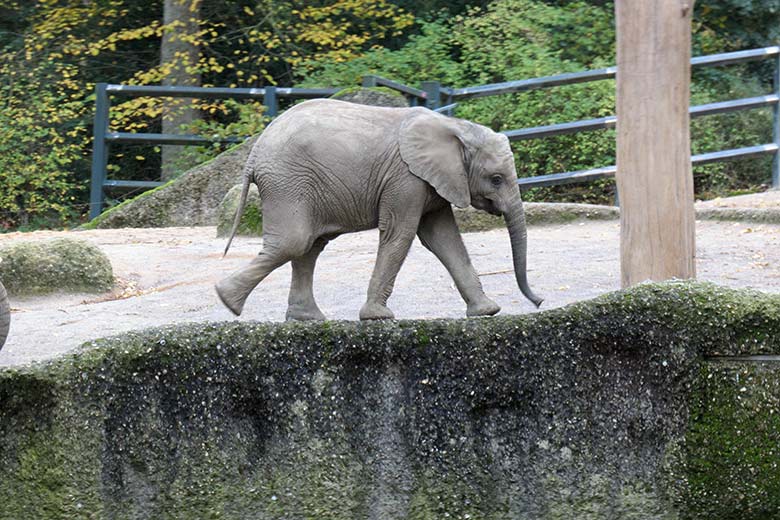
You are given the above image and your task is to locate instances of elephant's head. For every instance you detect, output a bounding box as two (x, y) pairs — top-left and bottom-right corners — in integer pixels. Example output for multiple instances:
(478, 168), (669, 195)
(399, 109), (543, 308)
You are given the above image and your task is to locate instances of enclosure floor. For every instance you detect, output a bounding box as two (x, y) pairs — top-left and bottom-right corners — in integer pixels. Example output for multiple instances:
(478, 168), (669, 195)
(1, 218), (779, 366)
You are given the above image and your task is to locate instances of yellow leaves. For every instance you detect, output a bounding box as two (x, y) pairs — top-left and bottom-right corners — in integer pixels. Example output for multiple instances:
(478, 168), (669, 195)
(243, 6), (255, 17)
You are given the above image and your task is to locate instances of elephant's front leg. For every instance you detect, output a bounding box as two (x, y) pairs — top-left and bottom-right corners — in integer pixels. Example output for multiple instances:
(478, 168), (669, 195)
(417, 205), (500, 317)
(360, 208), (421, 321)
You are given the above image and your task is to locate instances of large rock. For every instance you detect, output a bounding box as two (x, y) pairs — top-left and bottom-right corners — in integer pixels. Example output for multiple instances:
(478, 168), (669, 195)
(330, 86), (408, 107)
(85, 137), (258, 229)
(0, 238), (113, 295)
(216, 183), (263, 237)
(0, 282), (779, 518)
(0, 282), (8, 349)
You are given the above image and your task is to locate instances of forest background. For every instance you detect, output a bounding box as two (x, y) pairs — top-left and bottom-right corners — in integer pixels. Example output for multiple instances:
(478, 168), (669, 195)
(0, 0), (777, 230)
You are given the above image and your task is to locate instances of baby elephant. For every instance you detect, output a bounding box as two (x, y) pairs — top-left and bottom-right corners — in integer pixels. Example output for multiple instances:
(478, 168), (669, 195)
(216, 99), (542, 321)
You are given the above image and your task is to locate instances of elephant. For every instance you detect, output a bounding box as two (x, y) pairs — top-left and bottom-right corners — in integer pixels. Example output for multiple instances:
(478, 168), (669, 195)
(216, 99), (542, 321)
(0, 280), (8, 350)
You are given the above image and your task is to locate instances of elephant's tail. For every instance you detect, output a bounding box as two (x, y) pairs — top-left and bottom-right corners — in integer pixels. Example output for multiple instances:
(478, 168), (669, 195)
(223, 170), (252, 257)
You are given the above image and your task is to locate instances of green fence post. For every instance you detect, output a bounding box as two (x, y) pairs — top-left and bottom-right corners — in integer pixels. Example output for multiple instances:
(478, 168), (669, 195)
(264, 86), (278, 118)
(361, 75), (378, 88)
(773, 53), (779, 189)
(421, 81), (441, 110)
(89, 83), (110, 220)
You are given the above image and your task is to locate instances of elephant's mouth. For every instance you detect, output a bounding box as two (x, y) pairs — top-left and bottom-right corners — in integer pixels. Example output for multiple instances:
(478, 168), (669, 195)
(472, 197), (501, 216)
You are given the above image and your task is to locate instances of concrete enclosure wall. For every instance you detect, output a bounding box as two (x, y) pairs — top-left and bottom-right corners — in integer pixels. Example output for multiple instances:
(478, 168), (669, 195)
(0, 282), (778, 519)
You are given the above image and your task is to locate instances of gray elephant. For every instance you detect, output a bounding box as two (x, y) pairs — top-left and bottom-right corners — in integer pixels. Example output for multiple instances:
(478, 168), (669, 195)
(216, 99), (542, 321)
(0, 281), (8, 350)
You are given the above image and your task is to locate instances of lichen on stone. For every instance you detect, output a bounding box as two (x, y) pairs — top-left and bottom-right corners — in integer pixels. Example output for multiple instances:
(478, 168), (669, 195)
(0, 238), (113, 296)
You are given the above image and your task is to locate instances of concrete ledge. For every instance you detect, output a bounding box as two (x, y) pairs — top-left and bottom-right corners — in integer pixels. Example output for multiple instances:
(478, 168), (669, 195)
(455, 203), (619, 232)
(695, 206), (780, 224)
(455, 203), (780, 233)
(0, 282), (778, 518)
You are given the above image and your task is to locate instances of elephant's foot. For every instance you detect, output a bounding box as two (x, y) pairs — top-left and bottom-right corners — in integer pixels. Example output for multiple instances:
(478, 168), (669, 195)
(466, 297), (500, 317)
(215, 279), (247, 316)
(286, 304), (326, 322)
(359, 301), (395, 321)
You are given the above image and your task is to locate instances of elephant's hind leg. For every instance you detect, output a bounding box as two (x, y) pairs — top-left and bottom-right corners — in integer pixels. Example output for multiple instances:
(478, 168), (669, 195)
(216, 224), (315, 316)
(286, 237), (329, 321)
(216, 248), (288, 316)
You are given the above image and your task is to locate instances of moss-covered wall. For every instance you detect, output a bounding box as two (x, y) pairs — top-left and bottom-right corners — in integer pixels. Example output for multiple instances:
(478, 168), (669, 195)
(0, 282), (778, 519)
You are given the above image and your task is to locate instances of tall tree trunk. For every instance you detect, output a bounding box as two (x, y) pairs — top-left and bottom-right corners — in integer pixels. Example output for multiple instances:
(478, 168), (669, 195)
(160, 0), (201, 181)
(615, 0), (696, 287)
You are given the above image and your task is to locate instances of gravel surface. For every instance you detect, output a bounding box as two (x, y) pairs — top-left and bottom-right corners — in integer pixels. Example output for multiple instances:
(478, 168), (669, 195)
(0, 217), (779, 367)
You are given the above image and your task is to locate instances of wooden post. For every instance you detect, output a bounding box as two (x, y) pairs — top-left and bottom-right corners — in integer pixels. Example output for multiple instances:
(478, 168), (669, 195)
(615, 0), (696, 287)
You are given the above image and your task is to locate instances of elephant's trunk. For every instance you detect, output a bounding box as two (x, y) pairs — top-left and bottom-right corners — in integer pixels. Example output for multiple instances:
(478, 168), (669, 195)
(504, 194), (543, 308)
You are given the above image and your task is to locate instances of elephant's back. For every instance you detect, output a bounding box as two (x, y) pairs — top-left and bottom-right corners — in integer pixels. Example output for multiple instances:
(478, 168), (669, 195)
(251, 99), (413, 229)
(253, 98), (411, 182)
(260, 99), (409, 148)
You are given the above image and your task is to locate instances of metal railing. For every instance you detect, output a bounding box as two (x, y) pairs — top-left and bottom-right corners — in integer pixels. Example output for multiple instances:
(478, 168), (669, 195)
(90, 46), (780, 219)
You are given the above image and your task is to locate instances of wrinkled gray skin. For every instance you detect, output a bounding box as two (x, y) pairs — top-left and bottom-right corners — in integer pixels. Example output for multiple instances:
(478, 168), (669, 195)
(216, 99), (542, 321)
(0, 281), (9, 350)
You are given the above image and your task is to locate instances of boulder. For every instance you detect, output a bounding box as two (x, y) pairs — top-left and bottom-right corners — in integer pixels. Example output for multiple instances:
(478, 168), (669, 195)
(85, 137), (258, 229)
(216, 183), (263, 237)
(0, 238), (113, 295)
(0, 282), (8, 349)
(330, 86), (408, 108)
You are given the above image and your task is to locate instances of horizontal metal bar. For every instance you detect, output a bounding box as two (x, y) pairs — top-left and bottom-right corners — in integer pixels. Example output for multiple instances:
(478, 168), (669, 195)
(505, 116), (616, 140)
(106, 84), (340, 100)
(433, 103), (458, 114)
(106, 132), (245, 146)
(515, 143), (778, 189)
(692, 143), (778, 165)
(692, 46), (780, 68)
(454, 46), (780, 101)
(364, 75), (427, 99)
(505, 94), (778, 141)
(517, 165), (617, 189)
(453, 67), (617, 100)
(106, 84), (266, 99)
(275, 87), (341, 98)
(103, 180), (164, 189)
(706, 355), (780, 362)
(691, 94), (779, 117)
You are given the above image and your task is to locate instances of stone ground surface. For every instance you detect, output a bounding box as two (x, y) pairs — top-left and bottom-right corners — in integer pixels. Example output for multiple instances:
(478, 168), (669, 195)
(1, 196), (779, 366)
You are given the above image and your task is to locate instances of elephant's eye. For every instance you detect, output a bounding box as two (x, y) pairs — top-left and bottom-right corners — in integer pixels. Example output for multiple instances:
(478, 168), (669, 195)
(490, 175), (503, 187)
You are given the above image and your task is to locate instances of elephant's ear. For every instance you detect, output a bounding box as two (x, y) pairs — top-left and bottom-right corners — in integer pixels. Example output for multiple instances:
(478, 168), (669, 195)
(399, 111), (471, 208)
